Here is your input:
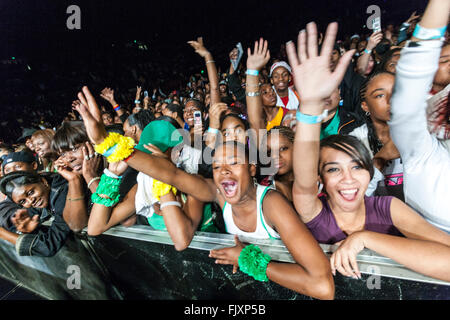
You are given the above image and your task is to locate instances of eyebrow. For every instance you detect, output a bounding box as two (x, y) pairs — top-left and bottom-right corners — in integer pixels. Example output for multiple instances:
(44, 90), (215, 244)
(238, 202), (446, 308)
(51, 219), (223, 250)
(322, 159), (359, 169)
(222, 124), (243, 132)
(369, 88), (386, 96)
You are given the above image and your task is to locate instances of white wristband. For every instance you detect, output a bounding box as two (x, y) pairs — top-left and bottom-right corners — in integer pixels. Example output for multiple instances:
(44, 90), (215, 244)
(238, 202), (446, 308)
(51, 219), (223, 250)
(159, 201), (182, 210)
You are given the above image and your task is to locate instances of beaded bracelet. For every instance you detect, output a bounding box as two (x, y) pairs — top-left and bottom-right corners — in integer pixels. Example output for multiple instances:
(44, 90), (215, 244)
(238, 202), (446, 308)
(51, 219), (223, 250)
(91, 174), (122, 207)
(238, 244), (271, 282)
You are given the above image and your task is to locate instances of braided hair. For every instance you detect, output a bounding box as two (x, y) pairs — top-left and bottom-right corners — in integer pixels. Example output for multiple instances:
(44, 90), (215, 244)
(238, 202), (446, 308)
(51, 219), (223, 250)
(359, 71), (395, 155)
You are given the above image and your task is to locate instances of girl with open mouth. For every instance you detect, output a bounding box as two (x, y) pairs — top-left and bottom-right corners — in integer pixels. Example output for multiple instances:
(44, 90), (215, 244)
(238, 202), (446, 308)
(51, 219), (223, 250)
(74, 85), (335, 300)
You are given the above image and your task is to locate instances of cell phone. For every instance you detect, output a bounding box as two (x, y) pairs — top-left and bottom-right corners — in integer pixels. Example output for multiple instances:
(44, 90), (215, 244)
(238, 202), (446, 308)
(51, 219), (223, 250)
(231, 42), (244, 70)
(144, 90), (148, 97)
(372, 17), (381, 33)
(193, 111), (202, 127)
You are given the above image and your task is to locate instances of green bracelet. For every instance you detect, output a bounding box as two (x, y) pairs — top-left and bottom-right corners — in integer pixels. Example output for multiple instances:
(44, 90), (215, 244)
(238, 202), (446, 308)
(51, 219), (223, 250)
(91, 174), (122, 207)
(238, 244), (271, 282)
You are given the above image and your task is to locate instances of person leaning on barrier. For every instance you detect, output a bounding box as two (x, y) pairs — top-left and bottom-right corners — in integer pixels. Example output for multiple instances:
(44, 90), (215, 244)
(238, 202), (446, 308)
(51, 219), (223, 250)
(0, 167), (88, 257)
(73, 85), (335, 300)
(287, 18), (450, 282)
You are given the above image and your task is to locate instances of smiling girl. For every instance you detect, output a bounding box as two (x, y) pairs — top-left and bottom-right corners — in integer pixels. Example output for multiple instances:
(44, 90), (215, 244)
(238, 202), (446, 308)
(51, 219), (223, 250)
(74, 85), (334, 299)
(287, 20), (450, 282)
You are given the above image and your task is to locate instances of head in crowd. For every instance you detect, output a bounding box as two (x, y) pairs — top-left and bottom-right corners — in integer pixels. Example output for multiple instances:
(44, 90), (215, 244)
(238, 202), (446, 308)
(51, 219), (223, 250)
(219, 113), (249, 146)
(318, 134), (374, 211)
(0, 143), (13, 163)
(31, 129), (55, 160)
(17, 128), (37, 152)
(379, 48), (402, 74)
(100, 111), (113, 126)
(270, 61), (292, 94)
(123, 109), (155, 143)
(219, 80), (228, 97)
(266, 126), (294, 177)
(360, 71), (396, 154)
(1, 151), (38, 175)
(0, 171), (51, 209)
(211, 140), (257, 205)
(260, 83), (277, 108)
(162, 103), (184, 128)
(330, 44), (341, 72)
(183, 98), (205, 128)
(433, 42), (450, 93)
(51, 121), (90, 174)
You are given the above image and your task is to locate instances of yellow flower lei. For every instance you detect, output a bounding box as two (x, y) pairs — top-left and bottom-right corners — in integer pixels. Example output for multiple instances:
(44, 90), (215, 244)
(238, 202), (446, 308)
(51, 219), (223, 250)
(94, 132), (136, 163)
(152, 179), (177, 201)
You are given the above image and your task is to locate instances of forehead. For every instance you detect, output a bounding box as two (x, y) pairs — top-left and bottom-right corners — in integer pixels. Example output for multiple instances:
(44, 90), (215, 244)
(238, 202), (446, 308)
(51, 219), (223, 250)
(11, 184), (32, 201)
(222, 116), (245, 129)
(319, 146), (358, 165)
(368, 73), (395, 90)
(213, 144), (247, 162)
(184, 101), (199, 109)
(260, 84), (273, 92)
(272, 67), (289, 75)
(267, 132), (290, 147)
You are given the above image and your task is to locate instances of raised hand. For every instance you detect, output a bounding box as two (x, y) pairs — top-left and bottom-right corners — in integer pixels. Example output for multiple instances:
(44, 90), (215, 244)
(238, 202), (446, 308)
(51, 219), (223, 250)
(11, 209), (40, 233)
(100, 87), (115, 103)
(208, 102), (228, 129)
(73, 86), (108, 145)
(367, 31), (384, 51)
(135, 86), (142, 101)
(405, 10), (421, 24)
(187, 37), (211, 58)
(286, 22), (355, 107)
(81, 142), (101, 183)
(247, 38), (270, 71)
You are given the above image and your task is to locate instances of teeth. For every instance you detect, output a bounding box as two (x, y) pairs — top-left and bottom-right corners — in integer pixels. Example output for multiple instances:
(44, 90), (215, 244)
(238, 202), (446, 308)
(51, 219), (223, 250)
(340, 189), (357, 194)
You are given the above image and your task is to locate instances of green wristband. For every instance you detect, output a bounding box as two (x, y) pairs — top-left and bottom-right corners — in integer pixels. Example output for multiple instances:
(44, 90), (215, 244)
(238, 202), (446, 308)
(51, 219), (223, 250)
(91, 174), (122, 207)
(238, 244), (271, 282)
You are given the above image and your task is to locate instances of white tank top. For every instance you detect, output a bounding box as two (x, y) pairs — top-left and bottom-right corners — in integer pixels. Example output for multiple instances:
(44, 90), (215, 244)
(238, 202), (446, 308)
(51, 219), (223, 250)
(222, 184), (280, 239)
(135, 172), (157, 218)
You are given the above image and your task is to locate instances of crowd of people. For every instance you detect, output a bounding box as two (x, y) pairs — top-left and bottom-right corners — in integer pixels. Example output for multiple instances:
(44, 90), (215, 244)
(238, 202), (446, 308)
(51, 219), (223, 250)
(0, 0), (449, 300)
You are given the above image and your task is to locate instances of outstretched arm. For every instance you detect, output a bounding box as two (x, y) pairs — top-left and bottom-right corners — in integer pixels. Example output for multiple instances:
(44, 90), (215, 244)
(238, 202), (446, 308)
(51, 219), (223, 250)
(188, 37), (221, 106)
(74, 86), (218, 203)
(246, 38), (270, 141)
(287, 22), (355, 222)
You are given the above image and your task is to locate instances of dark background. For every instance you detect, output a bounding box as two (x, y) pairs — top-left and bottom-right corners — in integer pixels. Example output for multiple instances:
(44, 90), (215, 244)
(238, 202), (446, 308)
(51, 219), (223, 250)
(0, 0), (428, 142)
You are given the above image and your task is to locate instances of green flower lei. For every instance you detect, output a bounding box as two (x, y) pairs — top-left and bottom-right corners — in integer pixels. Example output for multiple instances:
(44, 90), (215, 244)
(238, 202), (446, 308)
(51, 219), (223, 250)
(238, 244), (271, 282)
(91, 174), (122, 207)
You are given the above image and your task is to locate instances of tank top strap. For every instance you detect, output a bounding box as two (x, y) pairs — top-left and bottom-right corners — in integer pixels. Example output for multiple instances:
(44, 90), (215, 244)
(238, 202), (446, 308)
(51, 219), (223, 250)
(256, 184), (279, 240)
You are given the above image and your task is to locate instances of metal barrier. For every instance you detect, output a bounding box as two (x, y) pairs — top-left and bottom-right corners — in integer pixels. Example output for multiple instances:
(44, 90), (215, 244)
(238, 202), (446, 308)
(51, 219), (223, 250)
(0, 224), (449, 300)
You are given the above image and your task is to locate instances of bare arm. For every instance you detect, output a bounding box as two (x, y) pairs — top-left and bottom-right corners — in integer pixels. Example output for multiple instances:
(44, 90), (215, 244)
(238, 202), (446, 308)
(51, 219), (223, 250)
(0, 227), (19, 245)
(188, 37), (221, 106)
(87, 184), (137, 236)
(246, 38), (270, 142)
(60, 173), (88, 232)
(160, 193), (204, 251)
(100, 87), (125, 117)
(264, 191), (335, 299)
(73, 86), (218, 203)
(287, 23), (355, 221)
(356, 31), (382, 76)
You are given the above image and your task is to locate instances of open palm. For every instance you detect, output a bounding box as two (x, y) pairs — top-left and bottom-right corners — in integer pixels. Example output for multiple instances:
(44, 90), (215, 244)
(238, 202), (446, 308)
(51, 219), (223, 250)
(286, 22), (355, 105)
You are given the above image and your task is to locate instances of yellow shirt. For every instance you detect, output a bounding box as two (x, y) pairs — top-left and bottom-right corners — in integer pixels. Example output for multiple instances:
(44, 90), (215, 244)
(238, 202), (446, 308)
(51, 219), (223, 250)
(266, 107), (285, 131)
